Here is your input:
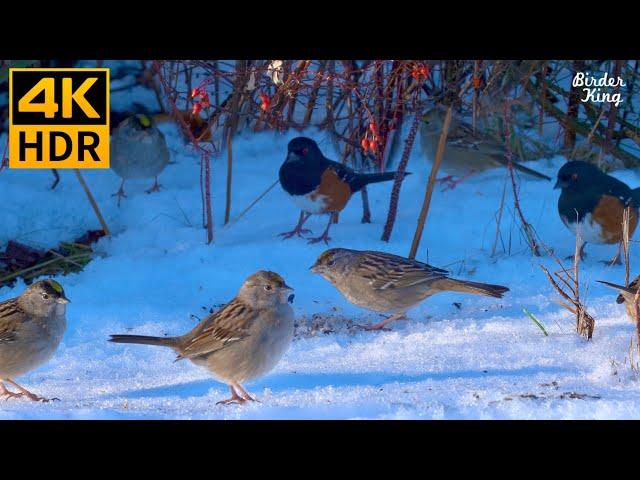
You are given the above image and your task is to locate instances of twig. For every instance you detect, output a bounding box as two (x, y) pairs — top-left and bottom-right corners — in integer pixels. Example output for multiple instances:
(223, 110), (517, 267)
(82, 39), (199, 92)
(503, 100), (540, 256)
(623, 207), (631, 287)
(224, 134), (233, 225)
(491, 176), (508, 257)
(224, 179), (279, 229)
(73, 170), (110, 236)
(381, 109), (421, 242)
(408, 106), (453, 259)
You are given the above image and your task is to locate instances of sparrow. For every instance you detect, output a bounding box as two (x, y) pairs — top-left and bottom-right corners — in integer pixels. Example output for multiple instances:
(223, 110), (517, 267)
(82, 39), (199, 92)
(0, 279), (69, 402)
(110, 271), (295, 405)
(278, 137), (409, 244)
(556, 160), (640, 264)
(310, 248), (509, 330)
(598, 275), (640, 323)
(110, 114), (170, 205)
(420, 107), (551, 188)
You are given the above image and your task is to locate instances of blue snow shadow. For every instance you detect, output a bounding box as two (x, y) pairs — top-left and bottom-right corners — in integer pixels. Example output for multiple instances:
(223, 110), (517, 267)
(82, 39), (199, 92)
(116, 365), (568, 400)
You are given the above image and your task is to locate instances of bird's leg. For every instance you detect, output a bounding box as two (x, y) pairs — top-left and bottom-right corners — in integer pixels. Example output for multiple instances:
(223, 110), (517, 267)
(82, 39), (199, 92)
(601, 244), (622, 266)
(216, 384), (247, 405)
(437, 170), (477, 192)
(145, 176), (162, 194)
(0, 381), (22, 401)
(566, 241), (587, 262)
(5, 379), (57, 402)
(279, 211), (313, 239)
(360, 313), (407, 331)
(234, 383), (259, 403)
(307, 214), (335, 245)
(112, 179), (127, 207)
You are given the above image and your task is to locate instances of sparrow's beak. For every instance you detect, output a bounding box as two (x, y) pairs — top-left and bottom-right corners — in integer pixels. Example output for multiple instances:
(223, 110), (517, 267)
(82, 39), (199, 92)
(310, 262), (319, 273)
(56, 295), (71, 304)
(281, 283), (294, 304)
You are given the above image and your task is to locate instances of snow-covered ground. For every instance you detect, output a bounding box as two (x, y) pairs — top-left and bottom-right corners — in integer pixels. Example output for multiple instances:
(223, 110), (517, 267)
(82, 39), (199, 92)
(3, 72), (640, 419)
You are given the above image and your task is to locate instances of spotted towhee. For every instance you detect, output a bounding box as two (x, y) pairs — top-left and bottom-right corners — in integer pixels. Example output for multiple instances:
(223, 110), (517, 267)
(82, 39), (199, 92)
(555, 160), (640, 264)
(279, 137), (409, 244)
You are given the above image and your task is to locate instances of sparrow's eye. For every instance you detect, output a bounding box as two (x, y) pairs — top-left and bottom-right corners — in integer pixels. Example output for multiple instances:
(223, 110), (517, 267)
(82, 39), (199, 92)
(42, 292), (49, 300)
(264, 284), (273, 291)
(301, 147), (309, 156)
(326, 259), (335, 267)
(571, 173), (578, 181)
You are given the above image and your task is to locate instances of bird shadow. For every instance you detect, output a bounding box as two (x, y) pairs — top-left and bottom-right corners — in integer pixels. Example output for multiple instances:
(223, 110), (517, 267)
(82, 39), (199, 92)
(115, 365), (568, 400)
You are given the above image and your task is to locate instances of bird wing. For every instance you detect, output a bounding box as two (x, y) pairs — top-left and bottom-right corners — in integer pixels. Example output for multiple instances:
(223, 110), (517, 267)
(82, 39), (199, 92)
(178, 298), (258, 359)
(325, 160), (357, 185)
(0, 299), (22, 344)
(354, 250), (449, 290)
(601, 176), (638, 209)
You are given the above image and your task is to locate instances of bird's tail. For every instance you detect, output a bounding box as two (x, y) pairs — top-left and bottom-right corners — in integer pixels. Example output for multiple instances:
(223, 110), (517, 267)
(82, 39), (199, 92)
(597, 280), (638, 304)
(109, 334), (180, 349)
(432, 278), (509, 298)
(351, 171), (411, 192)
(510, 161), (552, 181)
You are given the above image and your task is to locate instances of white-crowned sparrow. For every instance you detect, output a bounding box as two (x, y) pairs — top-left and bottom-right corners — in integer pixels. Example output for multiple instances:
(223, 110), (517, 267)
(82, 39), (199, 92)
(0, 279), (69, 402)
(110, 114), (170, 205)
(311, 248), (509, 330)
(110, 270), (295, 405)
(420, 107), (551, 182)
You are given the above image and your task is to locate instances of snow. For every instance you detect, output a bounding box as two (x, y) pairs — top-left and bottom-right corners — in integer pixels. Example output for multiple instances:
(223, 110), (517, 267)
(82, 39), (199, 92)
(3, 80), (640, 419)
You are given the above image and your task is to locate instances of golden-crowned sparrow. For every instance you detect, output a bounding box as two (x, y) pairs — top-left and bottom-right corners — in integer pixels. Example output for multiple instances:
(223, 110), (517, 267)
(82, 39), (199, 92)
(110, 114), (170, 205)
(110, 271), (295, 405)
(311, 248), (509, 330)
(598, 275), (640, 323)
(0, 280), (69, 402)
(420, 107), (551, 183)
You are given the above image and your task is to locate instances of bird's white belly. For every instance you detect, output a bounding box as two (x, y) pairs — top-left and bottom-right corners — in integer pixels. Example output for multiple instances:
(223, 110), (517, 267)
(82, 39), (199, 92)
(563, 213), (606, 244)
(288, 192), (328, 214)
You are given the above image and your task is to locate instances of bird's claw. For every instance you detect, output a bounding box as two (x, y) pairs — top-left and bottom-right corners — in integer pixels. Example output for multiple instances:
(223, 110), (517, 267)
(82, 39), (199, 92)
(307, 235), (331, 245)
(278, 228), (312, 240)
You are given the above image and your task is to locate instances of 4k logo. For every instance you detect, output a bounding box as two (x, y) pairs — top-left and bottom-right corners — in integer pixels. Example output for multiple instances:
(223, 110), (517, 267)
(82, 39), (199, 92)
(9, 68), (110, 168)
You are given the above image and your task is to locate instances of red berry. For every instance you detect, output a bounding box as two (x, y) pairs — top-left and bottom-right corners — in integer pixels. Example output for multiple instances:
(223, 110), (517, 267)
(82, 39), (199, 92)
(361, 138), (370, 152)
(370, 138), (379, 152)
(420, 65), (430, 79)
(260, 93), (271, 111)
(369, 122), (378, 135)
(191, 88), (200, 99)
(192, 102), (202, 115)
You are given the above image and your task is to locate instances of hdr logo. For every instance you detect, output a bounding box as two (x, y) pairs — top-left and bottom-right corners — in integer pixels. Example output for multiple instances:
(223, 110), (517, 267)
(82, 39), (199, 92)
(9, 68), (109, 168)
